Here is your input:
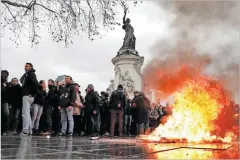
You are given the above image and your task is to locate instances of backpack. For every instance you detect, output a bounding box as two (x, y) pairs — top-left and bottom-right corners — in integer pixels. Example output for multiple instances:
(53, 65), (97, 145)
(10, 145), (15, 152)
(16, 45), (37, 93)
(59, 86), (72, 107)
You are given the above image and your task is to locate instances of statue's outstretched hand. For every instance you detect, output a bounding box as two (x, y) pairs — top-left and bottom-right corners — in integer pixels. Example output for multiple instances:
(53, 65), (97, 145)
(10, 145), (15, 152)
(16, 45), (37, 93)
(124, 8), (128, 14)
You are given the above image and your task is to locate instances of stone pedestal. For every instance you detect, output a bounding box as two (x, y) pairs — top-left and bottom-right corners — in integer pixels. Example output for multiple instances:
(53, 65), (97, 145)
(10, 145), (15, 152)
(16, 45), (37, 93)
(107, 49), (144, 99)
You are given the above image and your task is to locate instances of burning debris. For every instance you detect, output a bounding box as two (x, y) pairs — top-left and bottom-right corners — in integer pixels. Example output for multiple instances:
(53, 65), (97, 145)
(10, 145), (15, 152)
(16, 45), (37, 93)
(141, 1), (239, 144)
(140, 72), (238, 143)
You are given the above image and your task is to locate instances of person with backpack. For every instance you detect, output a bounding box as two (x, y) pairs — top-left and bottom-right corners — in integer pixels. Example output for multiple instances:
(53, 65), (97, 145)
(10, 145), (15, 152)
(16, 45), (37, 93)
(131, 90), (150, 135)
(58, 75), (76, 136)
(109, 84), (126, 138)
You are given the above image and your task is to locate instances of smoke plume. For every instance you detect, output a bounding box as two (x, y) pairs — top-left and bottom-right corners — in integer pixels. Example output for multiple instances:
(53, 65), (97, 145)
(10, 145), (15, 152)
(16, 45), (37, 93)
(143, 1), (240, 103)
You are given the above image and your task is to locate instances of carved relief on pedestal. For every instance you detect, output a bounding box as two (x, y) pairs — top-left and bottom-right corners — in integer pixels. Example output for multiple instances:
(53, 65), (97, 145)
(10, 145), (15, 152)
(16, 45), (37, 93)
(106, 79), (115, 95)
(133, 61), (141, 76)
(114, 65), (121, 76)
(119, 71), (135, 94)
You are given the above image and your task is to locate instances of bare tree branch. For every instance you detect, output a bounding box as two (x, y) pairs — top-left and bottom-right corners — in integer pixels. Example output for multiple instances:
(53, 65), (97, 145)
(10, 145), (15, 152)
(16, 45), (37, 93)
(2, 0), (32, 9)
(1, 0), (140, 47)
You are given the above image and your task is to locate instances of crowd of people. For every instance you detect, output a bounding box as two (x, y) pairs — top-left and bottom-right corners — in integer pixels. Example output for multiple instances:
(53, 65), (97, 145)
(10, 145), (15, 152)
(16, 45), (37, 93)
(1, 63), (173, 139)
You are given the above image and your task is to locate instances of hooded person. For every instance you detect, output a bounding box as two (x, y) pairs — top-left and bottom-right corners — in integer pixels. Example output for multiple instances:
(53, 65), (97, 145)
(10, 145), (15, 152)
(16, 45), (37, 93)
(84, 84), (100, 139)
(109, 84), (126, 137)
(8, 78), (23, 134)
(131, 90), (150, 135)
(20, 63), (39, 135)
(1, 70), (10, 135)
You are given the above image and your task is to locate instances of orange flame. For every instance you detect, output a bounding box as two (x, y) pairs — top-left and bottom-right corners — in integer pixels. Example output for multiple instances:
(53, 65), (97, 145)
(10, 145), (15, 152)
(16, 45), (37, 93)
(141, 74), (238, 143)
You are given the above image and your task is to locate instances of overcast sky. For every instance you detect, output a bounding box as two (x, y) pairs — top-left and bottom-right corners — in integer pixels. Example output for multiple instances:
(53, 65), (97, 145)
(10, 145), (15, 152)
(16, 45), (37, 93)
(1, 2), (169, 95)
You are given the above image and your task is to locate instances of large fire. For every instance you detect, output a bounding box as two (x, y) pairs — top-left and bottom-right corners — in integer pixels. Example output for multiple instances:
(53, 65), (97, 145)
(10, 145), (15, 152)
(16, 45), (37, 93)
(140, 74), (238, 143)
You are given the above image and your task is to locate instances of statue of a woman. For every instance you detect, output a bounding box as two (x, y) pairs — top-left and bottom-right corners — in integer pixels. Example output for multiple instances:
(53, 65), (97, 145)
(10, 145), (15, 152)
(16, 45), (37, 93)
(120, 8), (136, 50)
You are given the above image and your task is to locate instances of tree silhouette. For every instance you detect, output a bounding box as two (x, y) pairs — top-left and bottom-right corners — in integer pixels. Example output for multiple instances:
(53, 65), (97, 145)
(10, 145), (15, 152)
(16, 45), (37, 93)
(1, 0), (141, 47)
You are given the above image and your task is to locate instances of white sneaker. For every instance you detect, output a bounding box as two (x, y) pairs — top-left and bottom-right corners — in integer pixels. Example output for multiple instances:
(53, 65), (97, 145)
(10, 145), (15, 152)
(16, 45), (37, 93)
(105, 132), (109, 136)
(89, 136), (99, 140)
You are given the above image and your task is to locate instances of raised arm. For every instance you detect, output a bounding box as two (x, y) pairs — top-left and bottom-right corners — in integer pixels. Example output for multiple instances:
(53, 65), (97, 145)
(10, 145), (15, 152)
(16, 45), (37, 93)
(123, 8), (127, 24)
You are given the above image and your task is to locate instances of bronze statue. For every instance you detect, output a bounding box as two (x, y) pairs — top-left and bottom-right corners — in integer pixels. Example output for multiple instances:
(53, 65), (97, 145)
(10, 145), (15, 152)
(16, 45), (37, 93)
(120, 8), (136, 50)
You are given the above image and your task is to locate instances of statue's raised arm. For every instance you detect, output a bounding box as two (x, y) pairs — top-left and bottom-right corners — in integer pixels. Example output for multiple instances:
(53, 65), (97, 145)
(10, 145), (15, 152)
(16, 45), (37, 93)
(123, 8), (127, 24)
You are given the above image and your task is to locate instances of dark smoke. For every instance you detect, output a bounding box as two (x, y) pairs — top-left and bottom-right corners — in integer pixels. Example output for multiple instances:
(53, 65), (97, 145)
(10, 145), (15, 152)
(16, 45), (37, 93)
(143, 0), (240, 103)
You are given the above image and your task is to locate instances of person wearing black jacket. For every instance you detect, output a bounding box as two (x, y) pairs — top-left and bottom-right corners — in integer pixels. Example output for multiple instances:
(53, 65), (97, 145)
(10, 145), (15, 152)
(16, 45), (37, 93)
(124, 94), (132, 136)
(99, 91), (109, 136)
(31, 80), (47, 135)
(8, 78), (23, 134)
(1, 70), (10, 135)
(41, 79), (59, 136)
(109, 84), (126, 137)
(49, 80), (62, 136)
(59, 76), (76, 136)
(131, 91), (150, 135)
(20, 63), (38, 135)
(84, 84), (100, 138)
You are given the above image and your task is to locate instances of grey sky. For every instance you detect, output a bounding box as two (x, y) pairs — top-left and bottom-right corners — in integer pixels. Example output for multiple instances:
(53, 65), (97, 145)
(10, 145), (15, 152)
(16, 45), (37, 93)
(1, 2), (167, 94)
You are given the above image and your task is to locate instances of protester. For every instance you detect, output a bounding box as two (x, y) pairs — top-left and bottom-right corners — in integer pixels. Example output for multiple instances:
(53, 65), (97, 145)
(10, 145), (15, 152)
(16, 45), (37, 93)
(51, 81), (61, 136)
(20, 63), (39, 135)
(109, 84), (126, 137)
(40, 79), (58, 136)
(149, 103), (159, 132)
(73, 83), (84, 135)
(8, 78), (23, 135)
(84, 84), (100, 139)
(124, 93), (132, 136)
(59, 76), (76, 136)
(131, 90), (149, 135)
(1, 70), (10, 135)
(99, 91), (109, 136)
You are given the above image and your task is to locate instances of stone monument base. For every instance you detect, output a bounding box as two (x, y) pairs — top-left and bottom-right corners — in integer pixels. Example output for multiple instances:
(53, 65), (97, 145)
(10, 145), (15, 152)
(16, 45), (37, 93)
(106, 49), (144, 99)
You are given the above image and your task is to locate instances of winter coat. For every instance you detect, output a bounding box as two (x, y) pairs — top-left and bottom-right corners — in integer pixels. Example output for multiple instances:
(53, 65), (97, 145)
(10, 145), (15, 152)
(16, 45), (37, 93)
(59, 83), (76, 108)
(99, 97), (109, 117)
(33, 85), (47, 106)
(73, 93), (82, 115)
(124, 99), (131, 115)
(131, 95), (149, 124)
(8, 84), (22, 108)
(46, 85), (60, 107)
(20, 68), (38, 97)
(1, 82), (10, 104)
(109, 89), (126, 111)
(149, 109), (159, 120)
(84, 90), (100, 115)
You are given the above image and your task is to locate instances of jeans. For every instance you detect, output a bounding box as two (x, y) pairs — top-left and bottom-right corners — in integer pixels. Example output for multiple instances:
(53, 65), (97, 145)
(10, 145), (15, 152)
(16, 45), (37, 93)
(138, 123), (149, 135)
(110, 110), (123, 136)
(60, 107), (74, 134)
(2, 103), (10, 133)
(12, 108), (21, 132)
(22, 96), (34, 134)
(90, 115), (100, 135)
(32, 104), (43, 130)
(124, 115), (132, 135)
